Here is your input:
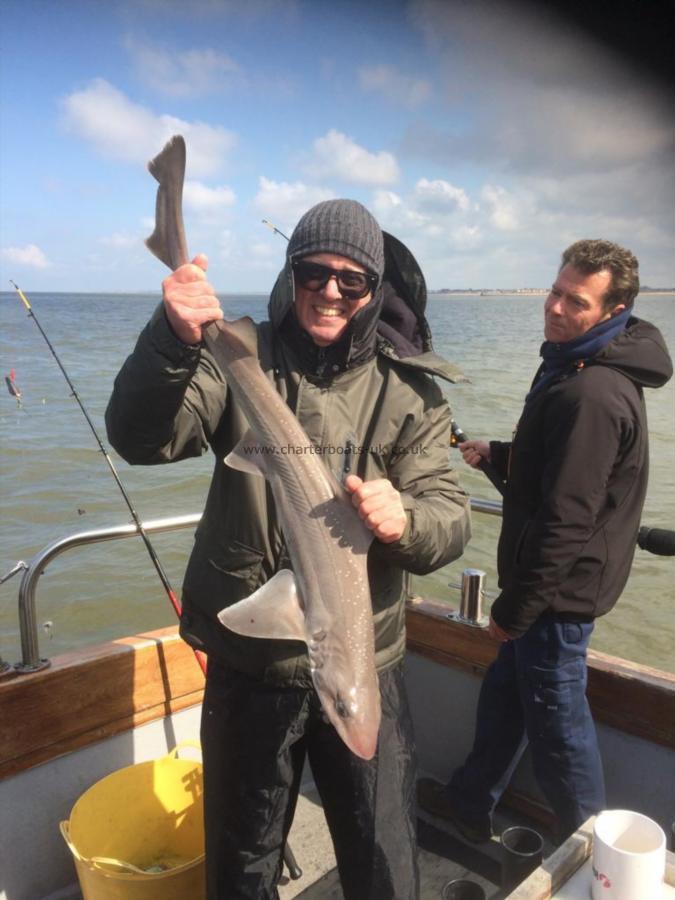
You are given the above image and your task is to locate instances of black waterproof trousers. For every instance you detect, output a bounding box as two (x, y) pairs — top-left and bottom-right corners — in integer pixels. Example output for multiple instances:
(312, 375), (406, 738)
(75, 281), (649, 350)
(201, 659), (419, 900)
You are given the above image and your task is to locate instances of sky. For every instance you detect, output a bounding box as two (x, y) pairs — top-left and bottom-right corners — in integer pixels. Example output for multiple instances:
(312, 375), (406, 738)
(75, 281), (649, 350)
(1, 0), (674, 294)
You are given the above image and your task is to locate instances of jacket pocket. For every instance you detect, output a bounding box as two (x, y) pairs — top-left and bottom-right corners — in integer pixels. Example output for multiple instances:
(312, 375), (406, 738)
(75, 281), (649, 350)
(207, 538), (265, 589)
(525, 656), (587, 742)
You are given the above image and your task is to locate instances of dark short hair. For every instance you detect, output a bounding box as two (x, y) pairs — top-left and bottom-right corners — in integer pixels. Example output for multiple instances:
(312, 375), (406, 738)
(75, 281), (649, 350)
(560, 239), (639, 311)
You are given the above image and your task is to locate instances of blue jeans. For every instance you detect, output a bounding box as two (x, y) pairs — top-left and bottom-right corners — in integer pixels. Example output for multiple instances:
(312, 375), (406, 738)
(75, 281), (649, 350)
(448, 612), (605, 838)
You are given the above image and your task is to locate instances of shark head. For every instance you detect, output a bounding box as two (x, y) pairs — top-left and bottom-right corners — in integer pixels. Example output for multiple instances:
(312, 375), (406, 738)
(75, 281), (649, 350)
(217, 569), (382, 759)
(312, 663), (382, 760)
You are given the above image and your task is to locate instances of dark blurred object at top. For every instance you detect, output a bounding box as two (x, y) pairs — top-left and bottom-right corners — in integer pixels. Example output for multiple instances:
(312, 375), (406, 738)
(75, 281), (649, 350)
(537, 0), (675, 99)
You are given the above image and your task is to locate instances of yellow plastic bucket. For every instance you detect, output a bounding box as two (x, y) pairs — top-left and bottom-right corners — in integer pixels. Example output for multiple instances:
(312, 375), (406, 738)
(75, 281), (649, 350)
(60, 741), (205, 900)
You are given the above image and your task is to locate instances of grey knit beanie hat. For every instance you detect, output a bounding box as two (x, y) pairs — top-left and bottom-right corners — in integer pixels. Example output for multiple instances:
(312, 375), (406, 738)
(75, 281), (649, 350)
(287, 199), (385, 281)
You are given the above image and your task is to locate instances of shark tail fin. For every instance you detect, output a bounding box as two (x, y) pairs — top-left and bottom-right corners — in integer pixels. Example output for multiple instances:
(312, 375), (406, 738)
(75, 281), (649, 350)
(145, 134), (189, 271)
(147, 134), (186, 183)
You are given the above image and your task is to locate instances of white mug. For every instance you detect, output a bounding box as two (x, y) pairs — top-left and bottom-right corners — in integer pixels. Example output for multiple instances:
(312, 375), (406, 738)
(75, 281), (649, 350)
(592, 809), (666, 900)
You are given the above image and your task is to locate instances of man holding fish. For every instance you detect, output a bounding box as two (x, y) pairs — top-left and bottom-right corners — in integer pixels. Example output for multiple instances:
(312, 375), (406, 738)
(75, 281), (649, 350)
(107, 197), (471, 899)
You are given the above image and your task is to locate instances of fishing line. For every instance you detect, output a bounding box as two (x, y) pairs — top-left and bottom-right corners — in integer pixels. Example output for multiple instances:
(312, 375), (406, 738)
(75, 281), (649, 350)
(9, 279), (207, 673)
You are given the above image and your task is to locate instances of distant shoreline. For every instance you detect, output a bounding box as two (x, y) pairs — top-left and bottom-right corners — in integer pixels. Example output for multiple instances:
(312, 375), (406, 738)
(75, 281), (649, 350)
(428, 289), (675, 297)
(1, 289), (672, 299)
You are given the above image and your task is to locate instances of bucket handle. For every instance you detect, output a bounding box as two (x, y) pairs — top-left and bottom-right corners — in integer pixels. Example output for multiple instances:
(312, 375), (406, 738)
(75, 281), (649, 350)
(90, 856), (153, 875)
(165, 739), (202, 761)
(61, 822), (150, 874)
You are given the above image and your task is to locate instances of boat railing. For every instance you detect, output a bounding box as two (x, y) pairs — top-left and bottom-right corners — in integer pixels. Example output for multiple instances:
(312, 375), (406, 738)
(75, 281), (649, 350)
(6, 500), (501, 673)
(4, 495), (673, 675)
(8, 513), (203, 674)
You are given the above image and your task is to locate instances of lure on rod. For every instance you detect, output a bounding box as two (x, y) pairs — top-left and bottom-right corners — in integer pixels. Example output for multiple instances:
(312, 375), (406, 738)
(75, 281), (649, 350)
(8, 279), (207, 674)
(5, 368), (22, 407)
(262, 218), (290, 241)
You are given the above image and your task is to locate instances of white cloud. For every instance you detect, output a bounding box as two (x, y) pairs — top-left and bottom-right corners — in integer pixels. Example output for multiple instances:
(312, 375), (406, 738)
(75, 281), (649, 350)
(372, 189), (435, 236)
(125, 38), (241, 97)
(61, 79), (236, 177)
(253, 177), (335, 232)
(303, 130), (399, 186)
(202, 231), (281, 278)
(1, 244), (50, 269)
(249, 241), (279, 263)
(373, 181), (478, 250)
(373, 180), (523, 249)
(450, 225), (483, 250)
(216, 229), (238, 263)
(99, 232), (139, 248)
(184, 180), (236, 212)
(414, 178), (470, 213)
(481, 185), (521, 231)
(359, 65), (431, 107)
(372, 190), (403, 212)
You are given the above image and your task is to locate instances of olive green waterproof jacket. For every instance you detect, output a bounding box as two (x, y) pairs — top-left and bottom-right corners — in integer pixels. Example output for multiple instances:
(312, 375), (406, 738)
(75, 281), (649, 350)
(106, 235), (471, 686)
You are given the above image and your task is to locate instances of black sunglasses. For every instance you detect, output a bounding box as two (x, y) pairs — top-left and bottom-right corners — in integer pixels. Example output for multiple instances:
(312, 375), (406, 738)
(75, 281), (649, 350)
(292, 260), (377, 301)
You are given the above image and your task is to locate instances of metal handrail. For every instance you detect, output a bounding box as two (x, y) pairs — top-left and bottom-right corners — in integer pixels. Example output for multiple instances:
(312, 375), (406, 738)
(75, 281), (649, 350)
(15, 513), (202, 673)
(11, 498), (503, 674)
(469, 497), (502, 517)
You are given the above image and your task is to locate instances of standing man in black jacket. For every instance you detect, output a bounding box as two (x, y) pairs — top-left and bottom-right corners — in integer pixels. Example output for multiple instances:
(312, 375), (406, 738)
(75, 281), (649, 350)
(418, 239), (672, 842)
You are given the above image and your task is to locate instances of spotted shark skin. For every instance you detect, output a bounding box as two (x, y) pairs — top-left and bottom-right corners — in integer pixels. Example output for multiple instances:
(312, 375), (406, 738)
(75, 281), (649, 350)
(145, 135), (381, 758)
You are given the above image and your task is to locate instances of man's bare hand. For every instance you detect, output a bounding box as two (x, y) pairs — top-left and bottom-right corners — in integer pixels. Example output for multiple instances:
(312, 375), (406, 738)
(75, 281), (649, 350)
(458, 439), (491, 469)
(345, 475), (407, 544)
(162, 253), (223, 345)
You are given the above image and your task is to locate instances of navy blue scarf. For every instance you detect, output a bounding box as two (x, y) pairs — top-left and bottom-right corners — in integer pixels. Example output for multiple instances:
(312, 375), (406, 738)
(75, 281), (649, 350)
(526, 307), (631, 403)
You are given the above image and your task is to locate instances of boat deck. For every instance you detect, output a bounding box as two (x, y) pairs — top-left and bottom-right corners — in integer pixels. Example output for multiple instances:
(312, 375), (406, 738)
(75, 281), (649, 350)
(3, 621), (672, 899)
(278, 778), (558, 898)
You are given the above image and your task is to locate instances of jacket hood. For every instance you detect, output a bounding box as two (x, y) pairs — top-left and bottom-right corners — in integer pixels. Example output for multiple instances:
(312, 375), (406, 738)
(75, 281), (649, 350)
(268, 231), (447, 376)
(593, 316), (673, 389)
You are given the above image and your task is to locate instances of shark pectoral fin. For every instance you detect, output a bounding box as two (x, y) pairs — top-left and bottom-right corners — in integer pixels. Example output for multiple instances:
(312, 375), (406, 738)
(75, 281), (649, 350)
(224, 429), (267, 476)
(217, 569), (306, 642)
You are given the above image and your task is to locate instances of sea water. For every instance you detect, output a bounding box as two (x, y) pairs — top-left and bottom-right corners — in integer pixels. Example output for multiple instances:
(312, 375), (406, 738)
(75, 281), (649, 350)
(0, 291), (673, 671)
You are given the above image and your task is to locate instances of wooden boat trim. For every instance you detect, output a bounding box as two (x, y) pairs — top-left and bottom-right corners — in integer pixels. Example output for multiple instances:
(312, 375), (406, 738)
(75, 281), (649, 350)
(1, 601), (673, 781)
(406, 599), (675, 749)
(0, 626), (204, 780)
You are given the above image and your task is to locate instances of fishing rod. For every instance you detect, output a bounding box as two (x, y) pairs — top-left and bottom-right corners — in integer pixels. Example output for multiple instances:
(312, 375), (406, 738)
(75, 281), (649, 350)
(451, 416), (675, 556)
(9, 279), (207, 674)
(450, 419), (505, 496)
(262, 218), (290, 241)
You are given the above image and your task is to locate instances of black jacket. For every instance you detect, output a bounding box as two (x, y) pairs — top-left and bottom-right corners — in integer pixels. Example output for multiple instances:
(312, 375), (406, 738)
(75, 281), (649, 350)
(489, 317), (672, 636)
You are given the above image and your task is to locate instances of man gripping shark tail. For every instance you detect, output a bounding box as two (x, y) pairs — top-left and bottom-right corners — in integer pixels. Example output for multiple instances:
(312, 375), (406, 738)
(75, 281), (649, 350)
(106, 135), (471, 900)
